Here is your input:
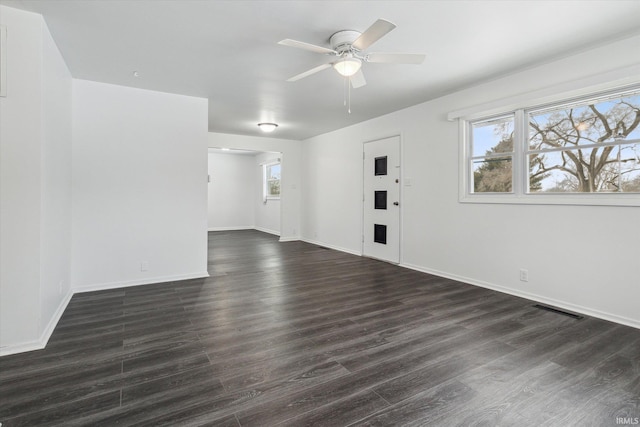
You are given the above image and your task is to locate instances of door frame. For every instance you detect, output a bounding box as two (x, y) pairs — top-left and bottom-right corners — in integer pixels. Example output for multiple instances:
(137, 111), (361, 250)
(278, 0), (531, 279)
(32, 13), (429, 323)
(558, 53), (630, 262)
(361, 134), (403, 264)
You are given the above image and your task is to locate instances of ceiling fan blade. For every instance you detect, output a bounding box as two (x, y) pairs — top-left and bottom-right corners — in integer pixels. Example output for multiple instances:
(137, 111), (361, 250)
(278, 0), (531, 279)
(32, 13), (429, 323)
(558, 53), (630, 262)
(286, 63), (332, 82)
(365, 53), (426, 64)
(350, 69), (366, 88)
(278, 39), (336, 55)
(352, 19), (396, 51)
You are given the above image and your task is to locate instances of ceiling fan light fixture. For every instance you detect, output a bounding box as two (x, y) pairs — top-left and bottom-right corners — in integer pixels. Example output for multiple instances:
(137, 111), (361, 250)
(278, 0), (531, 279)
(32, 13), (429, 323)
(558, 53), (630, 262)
(333, 56), (362, 77)
(258, 122), (278, 133)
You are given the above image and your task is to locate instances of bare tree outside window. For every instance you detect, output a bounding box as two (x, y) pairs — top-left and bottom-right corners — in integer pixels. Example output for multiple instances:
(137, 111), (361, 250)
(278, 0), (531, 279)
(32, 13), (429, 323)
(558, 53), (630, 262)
(528, 92), (640, 193)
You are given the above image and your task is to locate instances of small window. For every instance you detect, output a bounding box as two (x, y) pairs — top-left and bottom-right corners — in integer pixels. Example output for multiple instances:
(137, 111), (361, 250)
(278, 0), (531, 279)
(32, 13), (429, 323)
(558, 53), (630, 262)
(470, 115), (514, 193)
(264, 162), (281, 199)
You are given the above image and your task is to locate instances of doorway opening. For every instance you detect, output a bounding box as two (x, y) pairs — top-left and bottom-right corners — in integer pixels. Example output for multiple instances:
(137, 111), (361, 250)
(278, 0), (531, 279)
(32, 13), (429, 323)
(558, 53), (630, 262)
(207, 147), (282, 237)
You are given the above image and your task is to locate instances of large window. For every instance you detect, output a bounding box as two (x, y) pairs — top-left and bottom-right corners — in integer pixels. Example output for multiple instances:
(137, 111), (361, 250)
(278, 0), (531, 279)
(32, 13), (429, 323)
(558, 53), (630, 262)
(465, 87), (640, 204)
(527, 92), (640, 193)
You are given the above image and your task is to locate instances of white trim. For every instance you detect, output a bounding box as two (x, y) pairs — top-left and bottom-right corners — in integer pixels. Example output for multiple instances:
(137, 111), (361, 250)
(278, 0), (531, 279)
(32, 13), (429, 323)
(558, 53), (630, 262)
(309, 211), (640, 326)
(460, 191), (640, 207)
(447, 65), (640, 121)
(398, 132), (405, 265)
(293, 239), (640, 330)
(0, 290), (74, 357)
(39, 289), (73, 347)
(208, 226), (282, 236)
(0, 340), (43, 357)
(1, 271), (210, 356)
(401, 262), (640, 330)
(301, 238), (362, 256)
(208, 226), (253, 232)
(259, 158), (282, 166)
(254, 226), (280, 236)
(279, 236), (300, 242)
(0, 25), (6, 97)
(72, 271), (210, 294)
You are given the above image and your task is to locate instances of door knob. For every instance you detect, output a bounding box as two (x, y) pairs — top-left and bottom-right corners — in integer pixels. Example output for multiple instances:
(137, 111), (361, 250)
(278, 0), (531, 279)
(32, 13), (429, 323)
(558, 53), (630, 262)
(393, 202), (399, 206)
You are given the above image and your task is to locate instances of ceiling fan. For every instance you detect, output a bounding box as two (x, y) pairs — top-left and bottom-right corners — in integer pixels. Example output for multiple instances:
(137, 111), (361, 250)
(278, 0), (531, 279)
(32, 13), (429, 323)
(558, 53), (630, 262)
(278, 19), (426, 88)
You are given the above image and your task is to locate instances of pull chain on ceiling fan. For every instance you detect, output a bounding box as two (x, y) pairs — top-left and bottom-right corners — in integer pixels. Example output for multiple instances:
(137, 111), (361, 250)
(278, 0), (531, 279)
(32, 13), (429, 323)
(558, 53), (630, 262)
(278, 19), (426, 112)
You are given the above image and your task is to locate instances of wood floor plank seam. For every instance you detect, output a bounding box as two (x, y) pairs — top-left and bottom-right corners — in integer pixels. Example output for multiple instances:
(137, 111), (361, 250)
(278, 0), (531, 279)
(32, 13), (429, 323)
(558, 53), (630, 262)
(1, 229), (638, 426)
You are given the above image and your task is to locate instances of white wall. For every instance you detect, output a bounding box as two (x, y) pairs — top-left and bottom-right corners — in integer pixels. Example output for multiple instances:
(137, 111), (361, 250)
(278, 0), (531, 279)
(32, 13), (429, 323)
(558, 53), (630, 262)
(40, 14), (73, 334)
(207, 151), (255, 230)
(0, 6), (72, 354)
(72, 80), (209, 291)
(255, 152), (281, 235)
(209, 133), (301, 241)
(301, 34), (640, 328)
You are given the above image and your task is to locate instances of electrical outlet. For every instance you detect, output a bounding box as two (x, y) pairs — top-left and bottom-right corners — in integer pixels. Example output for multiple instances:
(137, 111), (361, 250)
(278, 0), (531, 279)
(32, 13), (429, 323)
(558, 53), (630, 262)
(520, 269), (529, 282)
(141, 261), (149, 272)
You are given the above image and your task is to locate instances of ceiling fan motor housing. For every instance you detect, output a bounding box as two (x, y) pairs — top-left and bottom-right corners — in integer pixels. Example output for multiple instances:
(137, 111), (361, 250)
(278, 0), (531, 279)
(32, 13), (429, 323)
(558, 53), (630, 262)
(329, 30), (362, 53)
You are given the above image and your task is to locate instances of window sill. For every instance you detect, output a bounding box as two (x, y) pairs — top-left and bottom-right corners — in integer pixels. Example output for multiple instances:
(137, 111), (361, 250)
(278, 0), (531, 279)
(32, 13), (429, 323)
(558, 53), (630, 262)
(459, 193), (640, 207)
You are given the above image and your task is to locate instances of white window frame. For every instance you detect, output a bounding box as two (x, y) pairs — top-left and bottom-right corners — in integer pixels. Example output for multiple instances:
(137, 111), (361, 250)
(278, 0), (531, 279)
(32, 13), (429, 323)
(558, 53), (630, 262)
(458, 82), (640, 207)
(263, 161), (281, 201)
(1, 26), (7, 97)
(467, 114), (517, 195)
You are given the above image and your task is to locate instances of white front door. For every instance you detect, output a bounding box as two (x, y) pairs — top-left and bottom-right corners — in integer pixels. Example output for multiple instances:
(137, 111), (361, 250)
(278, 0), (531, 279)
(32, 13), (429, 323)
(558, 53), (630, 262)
(363, 136), (400, 263)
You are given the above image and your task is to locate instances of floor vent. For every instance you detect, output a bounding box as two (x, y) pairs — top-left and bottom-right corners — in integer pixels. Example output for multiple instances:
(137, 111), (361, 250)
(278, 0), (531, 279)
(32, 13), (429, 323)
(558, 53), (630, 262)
(533, 304), (584, 320)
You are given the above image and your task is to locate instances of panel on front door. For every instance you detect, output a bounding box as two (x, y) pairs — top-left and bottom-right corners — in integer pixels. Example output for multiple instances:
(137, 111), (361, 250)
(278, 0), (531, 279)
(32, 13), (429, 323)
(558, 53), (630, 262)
(374, 191), (387, 210)
(363, 136), (400, 263)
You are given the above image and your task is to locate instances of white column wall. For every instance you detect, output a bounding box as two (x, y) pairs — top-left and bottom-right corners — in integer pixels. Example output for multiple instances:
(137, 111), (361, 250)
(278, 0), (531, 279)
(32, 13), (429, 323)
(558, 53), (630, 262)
(71, 80), (209, 291)
(40, 17), (73, 335)
(0, 6), (72, 354)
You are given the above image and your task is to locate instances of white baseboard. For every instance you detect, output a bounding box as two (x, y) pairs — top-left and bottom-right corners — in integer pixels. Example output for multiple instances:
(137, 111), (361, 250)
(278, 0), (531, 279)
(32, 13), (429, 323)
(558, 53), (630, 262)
(279, 236), (300, 242)
(293, 238), (640, 330)
(301, 238), (362, 256)
(208, 226), (281, 237)
(0, 289), (73, 357)
(401, 262), (640, 330)
(0, 340), (43, 357)
(72, 271), (210, 294)
(1, 271), (210, 357)
(254, 226), (280, 236)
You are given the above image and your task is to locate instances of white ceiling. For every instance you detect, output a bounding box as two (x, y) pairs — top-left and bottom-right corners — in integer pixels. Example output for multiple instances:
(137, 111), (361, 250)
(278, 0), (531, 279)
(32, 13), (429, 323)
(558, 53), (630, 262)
(3, 0), (640, 140)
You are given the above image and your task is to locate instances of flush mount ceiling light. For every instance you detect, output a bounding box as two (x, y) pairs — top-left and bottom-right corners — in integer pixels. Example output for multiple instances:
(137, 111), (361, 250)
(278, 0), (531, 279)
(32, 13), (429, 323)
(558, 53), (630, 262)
(333, 55), (361, 77)
(258, 123), (278, 133)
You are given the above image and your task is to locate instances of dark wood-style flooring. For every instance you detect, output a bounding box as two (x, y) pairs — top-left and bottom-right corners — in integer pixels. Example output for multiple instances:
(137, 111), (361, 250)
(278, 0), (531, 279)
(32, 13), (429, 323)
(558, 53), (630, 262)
(1, 230), (639, 426)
